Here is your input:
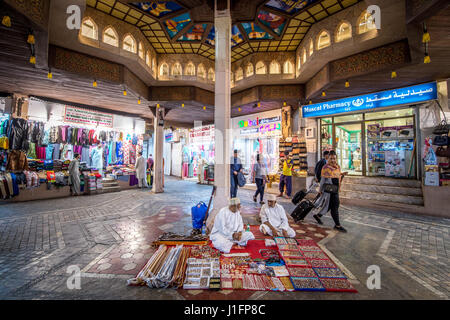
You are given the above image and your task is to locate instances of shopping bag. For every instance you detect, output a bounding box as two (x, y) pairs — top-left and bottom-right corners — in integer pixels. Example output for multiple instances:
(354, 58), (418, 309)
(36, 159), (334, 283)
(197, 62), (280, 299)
(237, 172), (246, 187)
(191, 201), (208, 230)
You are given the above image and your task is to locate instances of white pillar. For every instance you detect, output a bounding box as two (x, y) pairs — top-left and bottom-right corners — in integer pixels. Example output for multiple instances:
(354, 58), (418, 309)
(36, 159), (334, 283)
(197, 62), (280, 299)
(213, 2), (231, 211)
(152, 107), (164, 193)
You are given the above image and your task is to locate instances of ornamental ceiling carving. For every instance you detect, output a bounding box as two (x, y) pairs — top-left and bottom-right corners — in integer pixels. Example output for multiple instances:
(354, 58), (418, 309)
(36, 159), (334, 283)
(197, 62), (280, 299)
(86, 0), (361, 62)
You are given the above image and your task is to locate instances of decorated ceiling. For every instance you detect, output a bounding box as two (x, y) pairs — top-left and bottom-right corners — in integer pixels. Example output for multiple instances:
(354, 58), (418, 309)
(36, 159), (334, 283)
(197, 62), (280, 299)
(86, 0), (360, 61)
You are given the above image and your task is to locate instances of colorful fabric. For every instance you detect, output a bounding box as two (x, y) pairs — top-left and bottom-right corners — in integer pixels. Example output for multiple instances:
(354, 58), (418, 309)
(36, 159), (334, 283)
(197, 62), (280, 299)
(321, 163), (341, 179)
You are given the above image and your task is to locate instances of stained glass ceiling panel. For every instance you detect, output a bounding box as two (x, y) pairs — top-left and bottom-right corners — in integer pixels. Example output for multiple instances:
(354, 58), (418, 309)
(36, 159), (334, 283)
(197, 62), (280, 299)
(132, 1), (183, 18)
(241, 23), (274, 40)
(164, 12), (191, 38)
(205, 27), (215, 46)
(231, 25), (244, 47)
(265, 0), (320, 15)
(257, 10), (287, 36)
(178, 24), (207, 41)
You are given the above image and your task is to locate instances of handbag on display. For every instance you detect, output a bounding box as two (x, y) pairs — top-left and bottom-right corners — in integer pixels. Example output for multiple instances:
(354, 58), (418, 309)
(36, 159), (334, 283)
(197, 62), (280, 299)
(432, 135), (449, 146)
(436, 146), (450, 158)
(323, 183), (339, 194)
(432, 120), (450, 135)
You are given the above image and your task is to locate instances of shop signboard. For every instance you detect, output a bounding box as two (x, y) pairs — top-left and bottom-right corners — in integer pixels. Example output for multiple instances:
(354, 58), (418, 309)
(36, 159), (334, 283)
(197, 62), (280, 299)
(165, 132), (173, 142)
(64, 105), (113, 127)
(238, 116), (280, 128)
(302, 82), (438, 118)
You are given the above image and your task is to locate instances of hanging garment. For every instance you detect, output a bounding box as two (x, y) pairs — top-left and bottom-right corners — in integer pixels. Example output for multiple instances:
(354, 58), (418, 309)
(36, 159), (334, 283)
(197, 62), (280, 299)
(27, 142), (37, 159)
(36, 146), (46, 160)
(81, 147), (90, 165)
(45, 144), (54, 160)
(123, 140), (130, 165)
(8, 118), (29, 150)
(129, 144), (136, 164)
(68, 159), (81, 195)
(42, 128), (50, 145)
(90, 146), (104, 175)
(0, 136), (8, 150)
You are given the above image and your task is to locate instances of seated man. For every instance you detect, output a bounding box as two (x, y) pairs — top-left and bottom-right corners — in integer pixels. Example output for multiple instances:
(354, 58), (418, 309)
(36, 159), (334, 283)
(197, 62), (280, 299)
(210, 198), (255, 253)
(259, 194), (296, 238)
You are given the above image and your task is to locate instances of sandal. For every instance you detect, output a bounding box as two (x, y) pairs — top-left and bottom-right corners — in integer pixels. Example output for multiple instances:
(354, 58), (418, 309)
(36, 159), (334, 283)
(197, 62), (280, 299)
(313, 214), (323, 225)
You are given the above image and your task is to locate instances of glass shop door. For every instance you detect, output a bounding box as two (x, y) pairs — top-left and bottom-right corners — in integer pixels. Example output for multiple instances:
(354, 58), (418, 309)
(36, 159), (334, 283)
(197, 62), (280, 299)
(334, 122), (364, 176)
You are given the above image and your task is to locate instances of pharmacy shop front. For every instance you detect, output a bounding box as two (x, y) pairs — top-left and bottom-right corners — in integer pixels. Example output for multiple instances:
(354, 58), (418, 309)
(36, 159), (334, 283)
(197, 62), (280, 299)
(302, 82), (438, 179)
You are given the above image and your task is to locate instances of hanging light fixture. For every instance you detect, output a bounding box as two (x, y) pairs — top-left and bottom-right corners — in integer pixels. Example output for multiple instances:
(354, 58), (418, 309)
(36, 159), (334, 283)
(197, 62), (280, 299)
(203, 106), (206, 110)
(1, 14), (11, 27)
(93, 80), (98, 87)
(309, 100), (312, 105)
(181, 103), (185, 108)
(138, 97), (141, 105)
(257, 102), (261, 107)
(123, 88), (127, 96)
(29, 55), (36, 65)
(157, 103), (160, 108)
(283, 101), (287, 107)
(47, 68), (53, 79)
(322, 91), (326, 97)
(424, 52), (431, 64)
(238, 107), (241, 112)
(422, 23), (430, 43)
(345, 80), (350, 88)
(391, 71), (397, 79)
(27, 30), (35, 45)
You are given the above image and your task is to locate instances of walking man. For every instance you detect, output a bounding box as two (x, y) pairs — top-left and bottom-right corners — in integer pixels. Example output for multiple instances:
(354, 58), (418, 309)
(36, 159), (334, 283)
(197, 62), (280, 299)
(278, 151), (293, 199)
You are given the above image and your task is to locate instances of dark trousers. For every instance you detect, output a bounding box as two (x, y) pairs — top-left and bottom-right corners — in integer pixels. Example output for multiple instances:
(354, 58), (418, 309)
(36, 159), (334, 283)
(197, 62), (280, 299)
(254, 178), (265, 201)
(279, 175), (292, 196)
(230, 175), (238, 198)
(319, 193), (341, 226)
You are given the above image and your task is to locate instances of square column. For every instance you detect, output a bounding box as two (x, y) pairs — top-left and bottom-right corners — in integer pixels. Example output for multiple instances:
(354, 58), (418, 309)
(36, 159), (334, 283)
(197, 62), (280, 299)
(213, 3), (231, 211)
(152, 107), (164, 193)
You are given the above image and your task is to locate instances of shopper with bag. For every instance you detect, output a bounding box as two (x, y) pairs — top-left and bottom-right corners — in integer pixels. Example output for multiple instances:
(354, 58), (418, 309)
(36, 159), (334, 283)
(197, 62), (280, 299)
(310, 150), (347, 232)
(252, 154), (268, 204)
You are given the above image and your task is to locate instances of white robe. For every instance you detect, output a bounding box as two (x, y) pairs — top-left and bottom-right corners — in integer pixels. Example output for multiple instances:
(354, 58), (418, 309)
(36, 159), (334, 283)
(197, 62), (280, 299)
(210, 207), (255, 253)
(135, 156), (147, 180)
(259, 203), (296, 238)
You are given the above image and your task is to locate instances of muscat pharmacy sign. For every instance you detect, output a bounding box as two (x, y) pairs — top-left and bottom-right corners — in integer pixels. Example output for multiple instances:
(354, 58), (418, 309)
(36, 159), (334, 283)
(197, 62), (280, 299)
(302, 82), (438, 118)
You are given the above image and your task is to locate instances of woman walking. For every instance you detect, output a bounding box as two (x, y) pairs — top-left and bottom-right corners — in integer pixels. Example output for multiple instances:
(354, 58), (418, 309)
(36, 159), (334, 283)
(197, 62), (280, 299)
(252, 154), (267, 205)
(68, 153), (81, 196)
(311, 150), (347, 232)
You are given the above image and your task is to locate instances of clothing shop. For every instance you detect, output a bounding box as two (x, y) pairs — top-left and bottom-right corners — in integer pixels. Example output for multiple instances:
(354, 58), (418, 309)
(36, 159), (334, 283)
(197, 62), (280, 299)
(232, 110), (282, 179)
(302, 82), (441, 180)
(162, 128), (189, 178)
(0, 96), (146, 202)
(186, 125), (215, 182)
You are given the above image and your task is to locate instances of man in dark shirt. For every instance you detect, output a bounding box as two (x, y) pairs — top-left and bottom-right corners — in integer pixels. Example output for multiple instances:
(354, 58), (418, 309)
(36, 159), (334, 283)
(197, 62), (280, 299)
(230, 149), (243, 198)
(314, 150), (329, 182)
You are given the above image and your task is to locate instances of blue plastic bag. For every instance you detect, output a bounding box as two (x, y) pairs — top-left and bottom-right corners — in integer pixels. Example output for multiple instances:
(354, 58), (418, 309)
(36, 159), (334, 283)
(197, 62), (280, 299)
(191, 201), (208, 229)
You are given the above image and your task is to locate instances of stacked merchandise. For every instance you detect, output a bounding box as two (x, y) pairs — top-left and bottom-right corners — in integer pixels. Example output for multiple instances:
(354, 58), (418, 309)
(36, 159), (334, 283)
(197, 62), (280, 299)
(86, 174), (97, 193)
(274, 237), (357, 292)
(127, 245), (190, 288)
(279, 136), (308, 177)
(183, 257), (220, 290)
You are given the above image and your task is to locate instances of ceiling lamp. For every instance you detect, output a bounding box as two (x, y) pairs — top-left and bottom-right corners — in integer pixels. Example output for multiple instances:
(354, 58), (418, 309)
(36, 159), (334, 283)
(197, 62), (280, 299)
(422, 23), (430, 43)
(309, 100), (312, 105)
(322, 91), (326, 97)
(93, 80), (97, 87)
(203, 106), (206, 110)
(138, 98), (141, 105)
(283, 102), (287, 106)
(424, 52), (431, 64)
(238, 107), (241, 112)
(27, 32), (35, 45)
(391, 71), (397, 79)
(29, 55), (36, 65)
(345, 80), (350, 88)
(157, 103), (160, 108)
(181, 103), (184, 108)
(47, 69), (53, 79)
(2, 15), (11, 27)
(123, 89), (127, 96)
(257, 102), (261, 107)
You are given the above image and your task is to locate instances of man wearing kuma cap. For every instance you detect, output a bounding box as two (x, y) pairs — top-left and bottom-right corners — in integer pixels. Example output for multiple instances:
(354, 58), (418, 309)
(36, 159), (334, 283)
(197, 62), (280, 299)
(259, 194), (296, 238)
(210, 197), (255, 253)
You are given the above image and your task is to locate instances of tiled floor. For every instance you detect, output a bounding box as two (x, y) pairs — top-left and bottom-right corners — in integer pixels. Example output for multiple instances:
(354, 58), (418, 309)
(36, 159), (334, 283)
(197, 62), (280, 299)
(0, 176), (449, 300)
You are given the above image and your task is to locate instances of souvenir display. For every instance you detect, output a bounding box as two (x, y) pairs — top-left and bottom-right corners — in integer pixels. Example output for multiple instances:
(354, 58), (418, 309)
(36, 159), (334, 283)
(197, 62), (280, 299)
(274, 237), (288, 245)
(301, 251), (329, 260)
(284, 258), (310, 267)
(319, 278), (357, 292)
(290, 277), (325, 291)
(298, 245), (322, 252)
(279, 250), (304, 258)
(271, 277), (286, 291)
(264, 239), (276, 247)
(313, 267), (346, 278)
(189, 245), (221, 258)
(307, 259), (336, 268)
(270, 265), (290, 277)
(259, 249), (280, 260)
(279, 276), (295, 291)
(221, 276), (233, 289)
(288, 267), (316, 278)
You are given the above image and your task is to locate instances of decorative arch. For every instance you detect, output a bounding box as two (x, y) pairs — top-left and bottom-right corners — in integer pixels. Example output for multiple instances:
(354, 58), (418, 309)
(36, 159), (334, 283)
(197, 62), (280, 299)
(309, 39), (314, 56)
(207, 68), (215, 81)
(80, 17), (98, 40)
(146, 51), (151, 67)
(246, 63), (254, 77)
(283, 60), (294, 74)
(185, 62), (195, 76)
(336, 21), (352, 42)
(172, 62), (182, 76)
(123, 34), (137, 53)
(302, 48), (307, 64)
(197, 63), (206, 78)
(102, 26), (118, 47)
(152, 58), (156, 71)
(297, 55), (301, 70)
(235, 67), (244, 81)
(159, 63), (169, 77)
(255, 61), (267, 74)
(358, 11), (376, 34)
(269, 61), (281, 74)
(138, 41), (145, 59)
(317, 30), (331, 50)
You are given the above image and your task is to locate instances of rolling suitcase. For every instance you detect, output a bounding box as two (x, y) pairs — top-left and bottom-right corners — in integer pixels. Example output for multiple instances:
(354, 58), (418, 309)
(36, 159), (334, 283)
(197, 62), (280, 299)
(292, 181), (318, 205)
(291, 200), (315, 222)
